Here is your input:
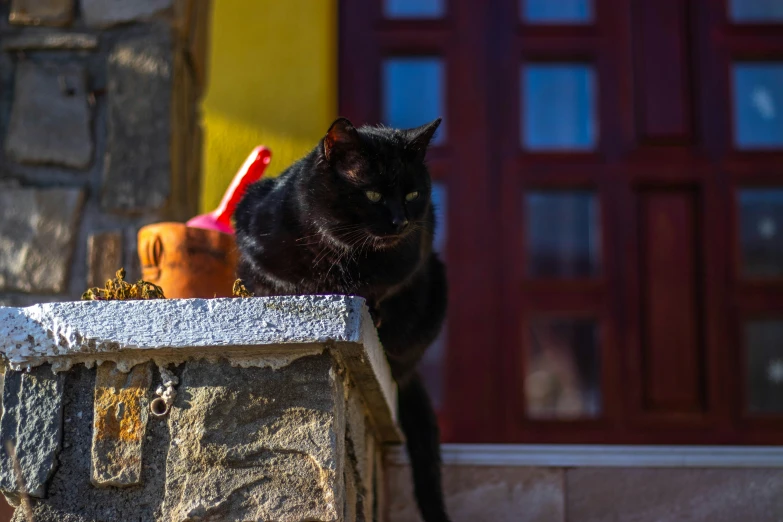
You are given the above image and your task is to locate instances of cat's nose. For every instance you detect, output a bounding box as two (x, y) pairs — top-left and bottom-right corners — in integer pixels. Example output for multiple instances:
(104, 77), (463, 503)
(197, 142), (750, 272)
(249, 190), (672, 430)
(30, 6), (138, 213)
(391, 217), (409, 233)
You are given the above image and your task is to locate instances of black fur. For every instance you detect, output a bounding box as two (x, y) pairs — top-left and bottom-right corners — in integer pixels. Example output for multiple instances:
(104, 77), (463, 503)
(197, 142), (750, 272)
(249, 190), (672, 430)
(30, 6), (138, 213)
(234, 117), (450, 522)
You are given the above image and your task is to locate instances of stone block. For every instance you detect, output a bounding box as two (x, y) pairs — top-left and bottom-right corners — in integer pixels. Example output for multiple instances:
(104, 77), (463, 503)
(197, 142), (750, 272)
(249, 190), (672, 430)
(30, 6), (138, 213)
(91, 362), (152, 487)
(161, 356), (345, 522)
(387, 465), (565, 522)
(0, 188), (85, 294)
(0, 296), (394, 521)
(362, 430), (376, 521)
(82, 0), (173, 28)
(566, 468), (783, 522)
(9, 0), (73, 26)
(102, 32), (172, 213)
(87, 231), (123, 288)
(344, 384), (370, 514)
(344, 459), (358, 522)
(1, 32), (97, 51)
(0, 366), (64, 499)
(13, 365), (171, 521)
(5, 62), (93, 169)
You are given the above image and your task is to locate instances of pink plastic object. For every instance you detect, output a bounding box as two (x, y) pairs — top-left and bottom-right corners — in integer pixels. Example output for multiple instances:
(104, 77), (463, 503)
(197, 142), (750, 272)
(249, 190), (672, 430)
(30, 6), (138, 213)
(186, 146), (272, 235)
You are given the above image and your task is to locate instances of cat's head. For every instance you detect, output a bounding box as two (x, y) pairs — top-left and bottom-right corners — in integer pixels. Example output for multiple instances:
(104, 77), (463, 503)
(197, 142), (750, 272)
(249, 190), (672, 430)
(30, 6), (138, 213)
(306, 117), (441, 250)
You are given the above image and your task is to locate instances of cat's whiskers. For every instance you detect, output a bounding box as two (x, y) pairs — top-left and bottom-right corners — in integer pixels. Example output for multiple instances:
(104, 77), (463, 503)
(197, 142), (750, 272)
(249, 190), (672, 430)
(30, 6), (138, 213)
(313, 228), (369, 268)
(295, 223), (367, 246)
(324, 231), (366, 281)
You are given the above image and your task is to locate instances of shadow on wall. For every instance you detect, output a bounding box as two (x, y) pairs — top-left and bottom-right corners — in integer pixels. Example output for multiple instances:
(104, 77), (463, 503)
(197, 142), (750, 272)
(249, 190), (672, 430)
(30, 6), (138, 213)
(200, 0), (337, 213)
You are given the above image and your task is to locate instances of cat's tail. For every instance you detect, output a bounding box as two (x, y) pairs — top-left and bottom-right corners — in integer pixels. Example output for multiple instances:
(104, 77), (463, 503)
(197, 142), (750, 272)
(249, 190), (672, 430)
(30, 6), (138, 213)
(398, 372), (451, 522)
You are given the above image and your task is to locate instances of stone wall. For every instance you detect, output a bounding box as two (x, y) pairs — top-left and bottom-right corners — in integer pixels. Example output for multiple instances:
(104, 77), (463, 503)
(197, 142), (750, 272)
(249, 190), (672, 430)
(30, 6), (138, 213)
(0, 296), (397, 521)
(0, 0), (210, 306)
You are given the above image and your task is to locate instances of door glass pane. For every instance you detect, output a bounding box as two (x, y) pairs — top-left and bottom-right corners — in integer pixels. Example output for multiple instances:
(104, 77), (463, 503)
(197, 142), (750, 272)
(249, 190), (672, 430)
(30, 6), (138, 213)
(745, 320), (783, 414)
(385, 0), (444, 18)
(733, 63), (783, 149)
(522, 0), (592, 24)
(730, 0), (783, 22)
(739, 189), (783, 277)
(431, 182), (447, 255)
(383, 58), (445, 144)
(420, 182), (447, 409)
(522, 64), (597, 150)
(525, 318), (601, 419)
(526, 191), (601, 278)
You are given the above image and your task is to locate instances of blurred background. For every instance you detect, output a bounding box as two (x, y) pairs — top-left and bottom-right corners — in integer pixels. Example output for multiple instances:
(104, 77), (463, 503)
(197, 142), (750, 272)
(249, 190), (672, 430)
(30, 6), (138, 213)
(207, 0), (782, 447)
(1, 0), (783, 519)
(2, 0), (783, 444)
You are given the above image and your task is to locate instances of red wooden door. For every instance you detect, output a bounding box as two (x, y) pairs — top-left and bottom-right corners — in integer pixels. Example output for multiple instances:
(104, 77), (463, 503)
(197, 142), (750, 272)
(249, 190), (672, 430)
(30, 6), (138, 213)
(340, 0), (783, 444)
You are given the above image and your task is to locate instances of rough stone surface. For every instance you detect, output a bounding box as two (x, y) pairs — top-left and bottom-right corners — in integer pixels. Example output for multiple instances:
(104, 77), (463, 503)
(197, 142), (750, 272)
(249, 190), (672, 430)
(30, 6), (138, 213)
(102, 32), (172, 212)
(161, 356), (345, 522)
(13, 365), (171, 522)
(344, 381), (370, 517)
(87, 231), (123, 288)
(344, 458), (358, 522)
(5, 62), (93, 168)
(82, 0), (173, 28)
(566, 468), (783, 522)
(387, 465), (565, 522)
(91, 362), (152, 487)
(9, 0), (73, 26)
(0, 296), (400, 439)
(0, 188), (85, 294)
(0, 366), (64, 499)
(1, 32), (98, 51)
(362, 428), (376, 521)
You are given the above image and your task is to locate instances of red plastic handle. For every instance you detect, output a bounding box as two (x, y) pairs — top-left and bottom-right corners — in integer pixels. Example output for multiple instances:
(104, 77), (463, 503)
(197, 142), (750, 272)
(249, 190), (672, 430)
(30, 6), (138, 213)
(213, 146), (272, 230)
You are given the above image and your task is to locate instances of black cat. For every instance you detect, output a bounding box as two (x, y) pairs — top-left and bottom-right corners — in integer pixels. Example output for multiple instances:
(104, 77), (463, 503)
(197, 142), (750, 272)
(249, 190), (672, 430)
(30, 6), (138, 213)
(234, 117), (450, 522)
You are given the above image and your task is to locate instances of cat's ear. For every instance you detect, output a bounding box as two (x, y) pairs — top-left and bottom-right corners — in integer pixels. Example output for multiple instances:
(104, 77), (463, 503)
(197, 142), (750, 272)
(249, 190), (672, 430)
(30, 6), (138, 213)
(323, 118), (365, 179)
(323, 118), (361, 162)
(406, 118), (442, 160)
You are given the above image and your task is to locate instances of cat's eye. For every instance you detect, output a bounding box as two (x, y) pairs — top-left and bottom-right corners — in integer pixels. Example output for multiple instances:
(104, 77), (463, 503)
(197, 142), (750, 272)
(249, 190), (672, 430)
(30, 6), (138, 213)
(365, 191), (382, 202)
(405, 191), (420, 202)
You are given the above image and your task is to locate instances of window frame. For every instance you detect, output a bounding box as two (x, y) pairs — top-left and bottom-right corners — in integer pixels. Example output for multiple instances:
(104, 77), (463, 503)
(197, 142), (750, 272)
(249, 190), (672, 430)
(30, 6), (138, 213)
(339, 0), (783, 444)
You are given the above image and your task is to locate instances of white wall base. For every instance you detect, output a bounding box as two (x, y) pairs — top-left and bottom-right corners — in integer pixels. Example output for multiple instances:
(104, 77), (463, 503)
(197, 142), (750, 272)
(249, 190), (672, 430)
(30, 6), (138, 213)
(387, 443), (783, 468)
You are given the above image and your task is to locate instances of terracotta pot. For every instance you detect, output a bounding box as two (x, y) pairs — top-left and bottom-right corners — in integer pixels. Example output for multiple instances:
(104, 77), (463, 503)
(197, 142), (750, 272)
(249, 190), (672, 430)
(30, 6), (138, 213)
(137, 223), (238, 299)
(135, 147), (271, 299)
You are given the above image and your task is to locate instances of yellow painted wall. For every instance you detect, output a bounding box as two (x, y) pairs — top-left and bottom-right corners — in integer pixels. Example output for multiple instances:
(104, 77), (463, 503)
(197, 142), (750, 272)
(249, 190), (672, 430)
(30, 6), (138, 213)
(200, 0), (338, 213)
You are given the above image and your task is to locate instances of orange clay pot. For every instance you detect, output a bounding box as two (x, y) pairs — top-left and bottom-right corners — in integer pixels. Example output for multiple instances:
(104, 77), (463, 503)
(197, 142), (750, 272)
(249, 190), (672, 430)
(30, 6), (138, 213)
(136, 147), (271, 299)
(137, 223), (238, 299)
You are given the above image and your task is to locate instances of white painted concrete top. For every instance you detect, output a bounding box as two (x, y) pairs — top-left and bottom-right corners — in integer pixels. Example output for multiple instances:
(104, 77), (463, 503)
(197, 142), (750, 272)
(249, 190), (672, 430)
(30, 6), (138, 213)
(0, 295), (400, 441)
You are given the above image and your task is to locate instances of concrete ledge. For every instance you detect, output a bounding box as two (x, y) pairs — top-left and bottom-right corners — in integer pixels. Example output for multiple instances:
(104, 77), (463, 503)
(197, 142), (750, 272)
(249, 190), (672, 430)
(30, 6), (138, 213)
(0, 295), (399, 442)
(388, 444), (783, 468)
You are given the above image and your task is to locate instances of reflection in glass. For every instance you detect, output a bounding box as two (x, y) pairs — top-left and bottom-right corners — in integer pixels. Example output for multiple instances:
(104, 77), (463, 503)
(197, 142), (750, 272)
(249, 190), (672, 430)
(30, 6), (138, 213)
(385, 0), (444, 18)
(522, 0), (592, 23)
(383, 58), (445, 144)
(526, 191), (600, 278)
(522, 64), (597, 150)
(525, 318), (601, 419)
(733, 63), (783, 149)
(745, 320), (783, 414)
(420, 183), (447, 408)
(730, 0), (783, 22)
(431, 182), (447, 255)
(739, 189), (783, 277)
